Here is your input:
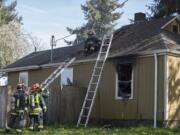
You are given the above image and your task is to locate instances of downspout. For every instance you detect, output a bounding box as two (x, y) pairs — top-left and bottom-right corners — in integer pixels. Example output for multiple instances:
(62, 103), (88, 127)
(154, 53), (158, 128)
(164, 54), (168, 127)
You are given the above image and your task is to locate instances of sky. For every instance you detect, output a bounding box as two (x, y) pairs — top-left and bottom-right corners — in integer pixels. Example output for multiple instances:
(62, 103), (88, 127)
(16, 0), (154, 49)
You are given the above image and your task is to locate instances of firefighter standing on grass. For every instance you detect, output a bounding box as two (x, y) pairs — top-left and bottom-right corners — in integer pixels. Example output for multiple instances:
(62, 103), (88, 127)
(6, 82), (28, 133)
(28, 83), (47, 131)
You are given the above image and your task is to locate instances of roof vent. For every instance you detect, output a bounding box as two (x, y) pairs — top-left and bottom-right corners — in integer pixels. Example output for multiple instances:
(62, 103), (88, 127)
(134, 12), (146, 23)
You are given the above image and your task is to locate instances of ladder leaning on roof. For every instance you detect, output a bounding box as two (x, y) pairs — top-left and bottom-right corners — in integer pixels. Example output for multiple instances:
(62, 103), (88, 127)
(40, 57), (76, 91)
(77, 32), (114, 127)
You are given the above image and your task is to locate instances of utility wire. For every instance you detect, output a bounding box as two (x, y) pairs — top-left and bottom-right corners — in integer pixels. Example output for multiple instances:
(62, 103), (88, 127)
(55, 34), (74, 42)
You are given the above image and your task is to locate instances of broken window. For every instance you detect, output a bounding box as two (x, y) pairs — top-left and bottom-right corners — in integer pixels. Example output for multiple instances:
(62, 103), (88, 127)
(61, 68), (73, 88)
(172, 25), (178, 33)
(116, 64), (133, 99)
(19, 72), (28, 87)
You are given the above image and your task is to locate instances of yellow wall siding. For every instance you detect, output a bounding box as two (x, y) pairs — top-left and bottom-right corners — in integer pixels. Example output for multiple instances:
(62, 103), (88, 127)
(136, 56), (164, 121)
(7, 55), (165, 121)
(8, 72), (19, 90)
(168, 55), (180, 123)
(99, 61), (138, 120)
(137, 57), (154, 119)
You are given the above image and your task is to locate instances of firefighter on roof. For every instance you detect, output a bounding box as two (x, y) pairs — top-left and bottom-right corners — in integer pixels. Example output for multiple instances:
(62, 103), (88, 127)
(6, 82), (28, 133)
(28, 83), (47, 131)
(84, 30), (101, 55)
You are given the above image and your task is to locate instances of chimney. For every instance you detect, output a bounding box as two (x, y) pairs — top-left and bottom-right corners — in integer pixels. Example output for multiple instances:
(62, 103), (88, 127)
(176, 0), (180, 14)
(134, 12), (146, 23)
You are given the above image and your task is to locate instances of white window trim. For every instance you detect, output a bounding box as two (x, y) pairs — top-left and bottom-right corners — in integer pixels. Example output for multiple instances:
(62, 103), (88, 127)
(19, 71), (28, 87)
(115, 65), (134, 100)
(60, 68), (73, 89)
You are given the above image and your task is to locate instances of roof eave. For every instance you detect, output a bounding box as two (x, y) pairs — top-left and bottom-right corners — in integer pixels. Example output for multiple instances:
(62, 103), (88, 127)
(138, 49), (180, 56)
(161, 16), (180, 29)
(3, 65), (40, 72)
(4, 49), (180, 73)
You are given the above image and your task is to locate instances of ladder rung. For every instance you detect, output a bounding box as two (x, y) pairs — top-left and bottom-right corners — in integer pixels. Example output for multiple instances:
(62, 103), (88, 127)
(86, 98), (92, 101)
(96, 61), (103, 64)
(83, 107), (90, 109)
(103, 44), (109, 46)
(93, 75), (100, 77)
(97, 59), (104, 61)
(88, 90), (95, 93)
(100, 52), (106, 54)
(91, 80), (97, 83)
(47, 78), (51, 81)
(79, 123), (86, 126)
(90, 83), (97, 85)
(95, 67), (102, 69)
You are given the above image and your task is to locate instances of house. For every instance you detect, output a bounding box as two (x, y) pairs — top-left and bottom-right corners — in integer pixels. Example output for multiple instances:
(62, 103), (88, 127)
(3, 13), (180, 128)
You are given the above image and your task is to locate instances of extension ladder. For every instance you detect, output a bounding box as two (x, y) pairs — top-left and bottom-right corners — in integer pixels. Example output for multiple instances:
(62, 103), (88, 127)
(40, 57), (76, 91)
(77, 32), (114, 127)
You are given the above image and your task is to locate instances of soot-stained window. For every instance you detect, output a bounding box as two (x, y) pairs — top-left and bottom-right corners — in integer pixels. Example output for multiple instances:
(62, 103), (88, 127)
(116, 64), (133, 99)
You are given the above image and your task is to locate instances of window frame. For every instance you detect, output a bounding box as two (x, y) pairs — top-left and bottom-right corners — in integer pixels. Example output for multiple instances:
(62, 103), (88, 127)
(115, 64), (134, 100)
(172, 25), (179, 34)
(19, 72), (29, 87)
(60, 68), (73, 88)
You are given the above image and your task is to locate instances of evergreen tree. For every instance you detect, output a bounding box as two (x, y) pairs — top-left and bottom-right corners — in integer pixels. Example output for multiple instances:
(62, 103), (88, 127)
(147, 0), (180, 19)
(66, 0), (126, 45)
(0, 0), (22, 26)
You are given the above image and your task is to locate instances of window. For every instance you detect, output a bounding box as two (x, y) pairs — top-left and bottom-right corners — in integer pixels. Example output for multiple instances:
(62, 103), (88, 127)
(116, 64), (133, 99)
(172, 25), (178, 33)
(61, 68), (73, 88)
(19, 72), (28, 87)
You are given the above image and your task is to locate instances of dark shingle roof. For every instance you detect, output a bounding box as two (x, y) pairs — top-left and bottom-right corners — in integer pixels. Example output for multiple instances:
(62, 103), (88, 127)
(6, 17), (180, 69)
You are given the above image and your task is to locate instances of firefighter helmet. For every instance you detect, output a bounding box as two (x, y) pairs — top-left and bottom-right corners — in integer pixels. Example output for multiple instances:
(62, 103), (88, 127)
(17, 82), (24, 89)
(35, 83), (40, 88)
(87, 30), (95, 36)
(31, 84), (37, 92)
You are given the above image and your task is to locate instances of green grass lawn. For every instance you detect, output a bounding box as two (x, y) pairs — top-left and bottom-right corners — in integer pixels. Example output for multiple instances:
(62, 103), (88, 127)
(0, 125), (179, 135)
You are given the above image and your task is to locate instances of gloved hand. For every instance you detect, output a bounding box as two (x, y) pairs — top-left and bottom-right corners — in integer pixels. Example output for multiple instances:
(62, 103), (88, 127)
(43, 107), (47, 113)
(24, 107), (28, 113)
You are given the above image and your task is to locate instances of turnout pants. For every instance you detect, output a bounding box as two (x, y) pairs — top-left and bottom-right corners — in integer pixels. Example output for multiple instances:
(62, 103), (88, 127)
(9, 111), (25, 130)
(29, 111), (44, 130)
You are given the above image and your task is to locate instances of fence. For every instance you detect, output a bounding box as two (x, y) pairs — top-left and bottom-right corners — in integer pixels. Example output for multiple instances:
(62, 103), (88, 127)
(0, 86), (85, 127)
(45, 86), (86, 124)
(0, 86), (7, 128)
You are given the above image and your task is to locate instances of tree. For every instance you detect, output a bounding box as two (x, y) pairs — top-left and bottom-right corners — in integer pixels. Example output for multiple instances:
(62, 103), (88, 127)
(0, 0), (22, 26)
(66, 0), (126, 45)
(0, 24), (48, 68)
(147, 0), (180, 19)
(25, 33), (47, 52)
(0, 21), (30, 68)
(0, 0), (24, 68)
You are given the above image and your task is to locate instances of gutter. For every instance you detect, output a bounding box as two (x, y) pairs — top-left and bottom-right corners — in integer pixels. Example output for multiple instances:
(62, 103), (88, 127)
(3, 65), (40, 72)
(153, 53), (158, 128)
(2, 59), (97, 72)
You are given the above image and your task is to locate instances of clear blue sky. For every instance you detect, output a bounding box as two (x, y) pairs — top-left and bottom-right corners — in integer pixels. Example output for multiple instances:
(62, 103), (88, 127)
(16, 0), (153, 48)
